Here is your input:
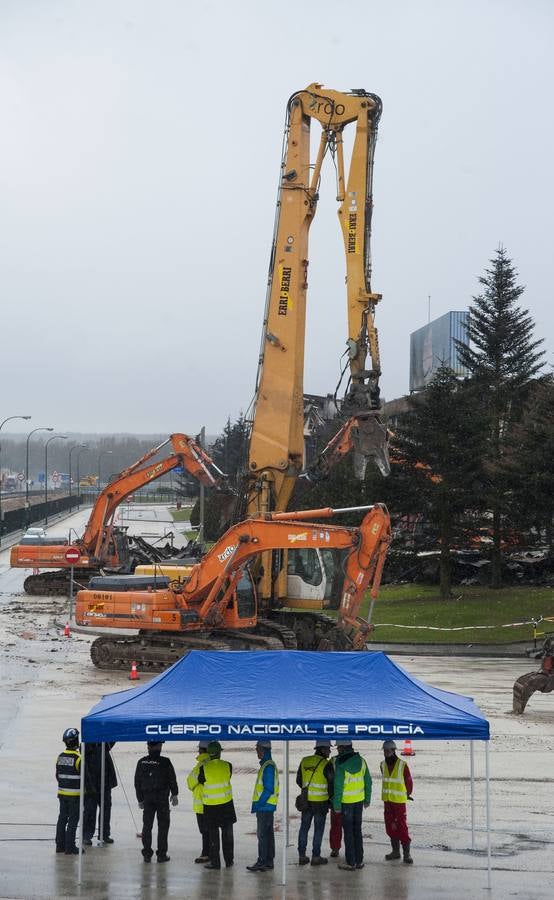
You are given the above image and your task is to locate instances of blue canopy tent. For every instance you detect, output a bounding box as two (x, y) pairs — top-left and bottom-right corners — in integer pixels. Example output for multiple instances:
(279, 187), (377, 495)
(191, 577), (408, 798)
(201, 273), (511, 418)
(79, 651), (492, 887)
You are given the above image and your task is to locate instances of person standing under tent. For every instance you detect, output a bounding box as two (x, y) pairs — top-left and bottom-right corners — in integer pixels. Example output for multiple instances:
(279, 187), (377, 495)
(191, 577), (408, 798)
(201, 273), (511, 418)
(134, 740), (178, 863)
(380, 739), (414, 864)
(332, 740), (372, 871)
(247, 740), (279, 873)
(55, 727), (82, 855)
(83, 742), (117, 845)
(196, 741), (236, 869)
(186, 739), (211, 864)
(296, 739), (334, 865)
(329, 808), (343, 858)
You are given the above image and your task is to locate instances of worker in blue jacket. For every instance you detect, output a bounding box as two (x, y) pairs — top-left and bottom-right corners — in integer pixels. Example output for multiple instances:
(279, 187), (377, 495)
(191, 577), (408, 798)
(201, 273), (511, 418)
(247, 741), (279, 872)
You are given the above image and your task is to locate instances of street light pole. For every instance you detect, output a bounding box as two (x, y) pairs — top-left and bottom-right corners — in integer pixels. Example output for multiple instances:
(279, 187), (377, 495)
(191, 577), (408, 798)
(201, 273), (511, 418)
(44, 435), (67, 525)
(76, 447), (89, 508)
(25, 427), (53, 527)
(97, 450), (113, 495)
(0, 414), (31, 546)
(68, 444), (87, 508)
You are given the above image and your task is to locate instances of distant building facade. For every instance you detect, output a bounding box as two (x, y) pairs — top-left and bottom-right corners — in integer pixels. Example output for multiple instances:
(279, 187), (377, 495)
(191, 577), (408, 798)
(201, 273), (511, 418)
(410, 311), (469, 393)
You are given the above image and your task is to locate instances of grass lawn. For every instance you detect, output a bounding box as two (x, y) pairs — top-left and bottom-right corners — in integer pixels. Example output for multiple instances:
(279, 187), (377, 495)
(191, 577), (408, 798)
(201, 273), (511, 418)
(169, 507), (194, 522)
(364, 584), (554, 644)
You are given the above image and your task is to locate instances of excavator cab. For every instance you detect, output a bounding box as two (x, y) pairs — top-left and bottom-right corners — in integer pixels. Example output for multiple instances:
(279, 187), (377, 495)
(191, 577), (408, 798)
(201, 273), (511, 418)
(286, 547), (347, 609)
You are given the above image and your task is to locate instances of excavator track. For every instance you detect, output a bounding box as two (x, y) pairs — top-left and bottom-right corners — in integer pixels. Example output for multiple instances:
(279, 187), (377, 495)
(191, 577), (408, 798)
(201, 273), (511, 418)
(513, 671), (554, 715)
(268, 611), (355, 651)
(23, 568), (100, 597)
(513, 637), (554, 714)
(256, 617), (298, 649)
(89, 622), (296, 671)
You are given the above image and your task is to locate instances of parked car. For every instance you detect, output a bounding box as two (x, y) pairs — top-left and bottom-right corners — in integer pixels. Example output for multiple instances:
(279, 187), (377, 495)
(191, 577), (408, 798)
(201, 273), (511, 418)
(24, 527), (47, 538)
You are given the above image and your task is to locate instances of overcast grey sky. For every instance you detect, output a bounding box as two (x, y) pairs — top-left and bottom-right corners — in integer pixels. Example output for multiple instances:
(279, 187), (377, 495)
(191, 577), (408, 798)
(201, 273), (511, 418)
(1, 0), (553, 435)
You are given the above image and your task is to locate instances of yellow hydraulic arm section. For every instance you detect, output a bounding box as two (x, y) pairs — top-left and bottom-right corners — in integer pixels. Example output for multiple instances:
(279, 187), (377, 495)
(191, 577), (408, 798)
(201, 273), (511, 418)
(248, 83), (389, 524)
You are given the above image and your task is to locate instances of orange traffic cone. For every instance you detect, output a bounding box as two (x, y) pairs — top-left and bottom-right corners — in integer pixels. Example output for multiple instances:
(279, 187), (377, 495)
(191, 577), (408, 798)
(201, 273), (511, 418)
(63, 622), (71, 638)
(401, 739), (415, 756)
(128, 661), (140, 681)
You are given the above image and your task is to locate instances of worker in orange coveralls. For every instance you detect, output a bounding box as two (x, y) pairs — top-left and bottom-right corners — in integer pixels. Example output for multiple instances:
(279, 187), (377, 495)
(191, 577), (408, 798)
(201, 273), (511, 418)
(380, 740), (413, 864)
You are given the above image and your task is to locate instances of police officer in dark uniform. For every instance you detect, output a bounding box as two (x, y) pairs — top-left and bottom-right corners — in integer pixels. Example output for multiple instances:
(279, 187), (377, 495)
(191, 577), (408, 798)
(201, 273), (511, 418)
(55, 727), (82, 855)
(134, 741), (178, 863)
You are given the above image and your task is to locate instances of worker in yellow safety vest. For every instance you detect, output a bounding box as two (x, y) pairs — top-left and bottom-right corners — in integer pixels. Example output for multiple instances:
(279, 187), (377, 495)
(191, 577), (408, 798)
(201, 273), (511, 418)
(196, 741), (236, 869)
(55, 727), (82, 855)
(247, 740), (279, 873)
(186, 740), (211, 864)
(296, 739), (334, 866)
(332, 740), (372, 871)
(381, 740), (413, 864)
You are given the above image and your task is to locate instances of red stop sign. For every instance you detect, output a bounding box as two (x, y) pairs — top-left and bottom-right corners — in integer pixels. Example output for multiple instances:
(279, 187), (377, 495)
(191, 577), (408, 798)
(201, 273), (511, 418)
(65, 548), (81, 564)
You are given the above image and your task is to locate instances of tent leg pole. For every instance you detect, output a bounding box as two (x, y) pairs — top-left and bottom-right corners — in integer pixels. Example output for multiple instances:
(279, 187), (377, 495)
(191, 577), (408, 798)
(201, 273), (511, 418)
(470, 740), (475, 850)
(99, 743), (106, 845)
(485, 741), (492, 890)
(78, 743), (86, 885)
(281, 741), (289, 887)
(285, 741), (290, 847)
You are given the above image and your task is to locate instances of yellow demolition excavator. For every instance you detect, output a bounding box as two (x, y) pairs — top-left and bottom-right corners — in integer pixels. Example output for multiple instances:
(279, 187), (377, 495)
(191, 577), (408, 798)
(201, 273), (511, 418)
(75, 84), (392, 666)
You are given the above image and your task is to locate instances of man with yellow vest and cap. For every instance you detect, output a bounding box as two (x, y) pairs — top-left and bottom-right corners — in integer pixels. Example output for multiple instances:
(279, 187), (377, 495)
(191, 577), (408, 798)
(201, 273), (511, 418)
(332, 740), (372, 871)
(247, 740), (279, 872)
(186, 740), (211, 864)
(196, 741), (236, 869)
(296, 739), (334, 866)
(381, 740), (413, 864)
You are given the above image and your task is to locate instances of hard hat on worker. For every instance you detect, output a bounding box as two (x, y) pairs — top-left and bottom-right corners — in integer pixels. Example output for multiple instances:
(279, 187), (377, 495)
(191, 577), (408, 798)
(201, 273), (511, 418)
(315, 739), (332, 748)
(62, 727), (79, 748)
(382, 740), (397, 751)
(207, 740), (222, 758)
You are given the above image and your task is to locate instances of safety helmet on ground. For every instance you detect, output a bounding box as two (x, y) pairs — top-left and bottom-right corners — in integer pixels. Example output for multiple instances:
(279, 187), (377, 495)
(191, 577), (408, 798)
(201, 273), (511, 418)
(382, 740), (397, 751)
(207, 741), (222, 758)
(62, 727), (79, 747)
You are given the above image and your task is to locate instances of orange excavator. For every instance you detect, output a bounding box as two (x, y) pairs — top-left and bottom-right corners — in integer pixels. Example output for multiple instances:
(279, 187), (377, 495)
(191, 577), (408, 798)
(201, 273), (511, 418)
(76, 503), (391, 667)
(10, 434), (228, 596)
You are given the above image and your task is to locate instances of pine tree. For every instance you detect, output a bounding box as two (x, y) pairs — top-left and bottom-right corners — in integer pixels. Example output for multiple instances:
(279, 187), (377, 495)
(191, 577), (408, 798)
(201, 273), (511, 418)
(394, 365), (485, 598)
(507, 377), (554, 550)
(455, 247), (545, 587)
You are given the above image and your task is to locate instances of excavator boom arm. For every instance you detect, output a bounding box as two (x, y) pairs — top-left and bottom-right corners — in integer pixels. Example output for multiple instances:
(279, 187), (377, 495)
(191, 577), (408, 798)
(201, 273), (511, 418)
(247, 84), (388, 519)
(82, 433), (226, 560)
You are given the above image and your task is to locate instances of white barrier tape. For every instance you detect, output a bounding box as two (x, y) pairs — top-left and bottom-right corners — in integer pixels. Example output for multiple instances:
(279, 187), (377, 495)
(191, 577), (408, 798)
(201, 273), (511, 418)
(373, 619), (548, 632)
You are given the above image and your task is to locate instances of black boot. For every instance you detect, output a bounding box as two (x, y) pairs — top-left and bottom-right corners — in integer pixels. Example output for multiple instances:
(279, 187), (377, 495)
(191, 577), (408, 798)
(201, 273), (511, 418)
(385, 839), (400, 860)
(402, 841), (413, 864)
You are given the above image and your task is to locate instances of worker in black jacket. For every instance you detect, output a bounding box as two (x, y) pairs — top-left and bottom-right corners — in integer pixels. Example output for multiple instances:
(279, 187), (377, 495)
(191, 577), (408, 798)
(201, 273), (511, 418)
(55, 727), (82, 855)
(134, 741), (178, 863)
(83, 742), (117, 845)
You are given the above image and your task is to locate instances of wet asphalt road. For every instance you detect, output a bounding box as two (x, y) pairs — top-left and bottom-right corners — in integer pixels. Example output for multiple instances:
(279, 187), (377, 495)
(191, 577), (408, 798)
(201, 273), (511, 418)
(0, 506), (552, 898)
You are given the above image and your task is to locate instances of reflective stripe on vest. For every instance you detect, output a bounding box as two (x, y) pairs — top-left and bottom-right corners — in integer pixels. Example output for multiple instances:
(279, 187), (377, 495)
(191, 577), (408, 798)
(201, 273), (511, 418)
(341, 760), (366, 803)
(252, 759), (279, 808)
(56, 749), (81, 797)
(380, 758), (407, 804)
(202, 759), (233, 805)
(300, 755), (329, 801)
